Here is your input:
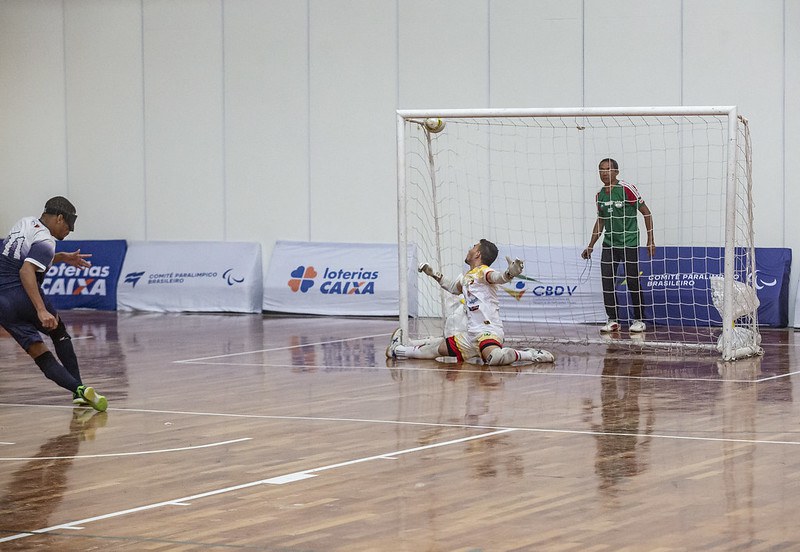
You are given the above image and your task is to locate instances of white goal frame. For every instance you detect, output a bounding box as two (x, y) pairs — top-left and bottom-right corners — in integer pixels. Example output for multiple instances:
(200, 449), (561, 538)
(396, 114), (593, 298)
(396, 106), (758, 361)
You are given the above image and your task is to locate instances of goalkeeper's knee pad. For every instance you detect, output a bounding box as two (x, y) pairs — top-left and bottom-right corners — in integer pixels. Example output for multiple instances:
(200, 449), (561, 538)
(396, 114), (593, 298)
(486, 347), (518, 366)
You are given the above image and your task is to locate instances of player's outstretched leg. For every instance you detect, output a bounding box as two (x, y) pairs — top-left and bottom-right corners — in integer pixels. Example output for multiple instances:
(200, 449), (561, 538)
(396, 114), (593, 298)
(386, 328), (443, 360)
(486, 347), (555, 365)
(522, 348), (555, 363)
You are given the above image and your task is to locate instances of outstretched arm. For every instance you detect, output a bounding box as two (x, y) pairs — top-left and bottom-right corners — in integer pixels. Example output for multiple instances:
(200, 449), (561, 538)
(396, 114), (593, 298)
(581, 217), (604, 259)
(419, 263), (462, 295)
(53, 249), (92, 268)
(639, 203), (655, 258)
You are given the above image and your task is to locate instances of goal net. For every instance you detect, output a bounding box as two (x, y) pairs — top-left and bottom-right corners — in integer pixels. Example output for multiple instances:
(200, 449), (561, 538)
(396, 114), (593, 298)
(396, 107), (761, 361)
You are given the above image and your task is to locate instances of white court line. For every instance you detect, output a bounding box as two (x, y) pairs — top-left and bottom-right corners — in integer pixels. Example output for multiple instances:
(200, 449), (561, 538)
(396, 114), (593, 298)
(756, 370), (800, 382)
(169, 359), (767, 384)
(2, 403), (798, 447)
(0, 437), (252, 462)
(0, 429), (513, 544)
(173, 332), (392, 363)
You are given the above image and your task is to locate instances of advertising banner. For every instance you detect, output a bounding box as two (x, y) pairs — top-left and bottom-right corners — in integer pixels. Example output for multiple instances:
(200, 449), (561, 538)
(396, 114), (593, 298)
(490, 245), (790, 327)
(264, 241), (411, 316)
(497, 245), (606, 324)
(117, 241), (262, 313)
(626, 246), (790, 327)
(42, 240), (127, 311)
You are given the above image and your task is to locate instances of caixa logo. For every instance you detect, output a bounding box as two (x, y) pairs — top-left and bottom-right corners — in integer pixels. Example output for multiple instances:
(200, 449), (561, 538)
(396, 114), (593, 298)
(42, 265), (111, 296)
(287, 265), (378, 294)
(288, 266), (317, 293)
(319, 267), (378, 295)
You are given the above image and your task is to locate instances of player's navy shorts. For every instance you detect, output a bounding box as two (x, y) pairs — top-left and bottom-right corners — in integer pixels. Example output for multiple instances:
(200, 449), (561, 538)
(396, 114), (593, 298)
(0, 285), (56, 350)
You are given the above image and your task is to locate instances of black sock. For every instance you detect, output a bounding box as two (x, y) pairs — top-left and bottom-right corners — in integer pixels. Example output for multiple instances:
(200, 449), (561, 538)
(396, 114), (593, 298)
(53, 337), (82, 384)
(34, 351), (80, 393)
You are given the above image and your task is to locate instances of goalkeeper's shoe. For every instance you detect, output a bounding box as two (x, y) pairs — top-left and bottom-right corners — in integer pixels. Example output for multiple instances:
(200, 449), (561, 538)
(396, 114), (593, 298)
(524, 348), (555, 363)
(629, 320), (647, 333)
(76, 385), (108, 412)
(385, 328), (403, 359)
(600, 320), (620, 333)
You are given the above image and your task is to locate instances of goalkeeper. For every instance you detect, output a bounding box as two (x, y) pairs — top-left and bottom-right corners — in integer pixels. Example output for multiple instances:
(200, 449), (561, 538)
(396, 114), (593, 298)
(386, 239), (554, 366)
(581, 158), (655, 333)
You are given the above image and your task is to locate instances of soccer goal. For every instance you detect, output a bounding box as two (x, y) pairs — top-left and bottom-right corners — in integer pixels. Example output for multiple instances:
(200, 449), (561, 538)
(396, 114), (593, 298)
(396, 107), (761, 361)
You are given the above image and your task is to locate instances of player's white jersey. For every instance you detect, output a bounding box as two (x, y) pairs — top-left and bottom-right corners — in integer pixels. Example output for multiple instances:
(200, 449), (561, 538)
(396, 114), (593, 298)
(0, 217), (56, 289)
(460, 265), (503, 336)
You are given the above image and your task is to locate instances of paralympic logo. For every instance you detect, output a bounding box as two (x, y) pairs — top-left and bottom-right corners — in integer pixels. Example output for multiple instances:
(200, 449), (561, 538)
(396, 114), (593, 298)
(288, 265), (317, 293)
(751, 270), (777, 291)
(223, 268), (245, 286)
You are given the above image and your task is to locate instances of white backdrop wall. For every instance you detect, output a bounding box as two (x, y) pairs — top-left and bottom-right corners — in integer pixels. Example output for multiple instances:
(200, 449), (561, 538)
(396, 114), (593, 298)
(1, 0), (798, 317)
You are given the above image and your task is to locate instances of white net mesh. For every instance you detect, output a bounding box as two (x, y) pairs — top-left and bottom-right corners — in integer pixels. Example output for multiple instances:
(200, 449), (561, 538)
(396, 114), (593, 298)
(399, 109), (759, 359)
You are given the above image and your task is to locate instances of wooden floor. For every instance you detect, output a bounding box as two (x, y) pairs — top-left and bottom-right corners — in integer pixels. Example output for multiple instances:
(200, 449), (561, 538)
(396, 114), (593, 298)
(1, 311), (799, 551)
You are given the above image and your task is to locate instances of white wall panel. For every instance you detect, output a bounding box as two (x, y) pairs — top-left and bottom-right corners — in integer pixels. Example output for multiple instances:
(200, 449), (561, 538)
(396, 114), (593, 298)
(309, 0), (397, 243)
(584, 0), (681, 107)
(223, 0), (309, 262)
(490, 0), (583, 107)
(784, 0), (799, 319)
(142, 0), (224, 240)
(399, 0), (489, 108)
(0, 1), (66, 229)
(684, 0), (784, 247)
(63, 0), (145, 240)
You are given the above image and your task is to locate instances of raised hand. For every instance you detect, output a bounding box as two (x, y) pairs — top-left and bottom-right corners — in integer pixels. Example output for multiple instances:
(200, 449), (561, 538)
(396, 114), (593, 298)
(504, 256), (524, 279)
(56, 249), (92, 268)
(418, 262), (442, 282)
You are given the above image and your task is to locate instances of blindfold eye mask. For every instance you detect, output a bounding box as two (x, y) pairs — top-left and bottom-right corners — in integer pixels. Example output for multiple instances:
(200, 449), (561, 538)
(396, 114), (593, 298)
(45, 208), (77, 231)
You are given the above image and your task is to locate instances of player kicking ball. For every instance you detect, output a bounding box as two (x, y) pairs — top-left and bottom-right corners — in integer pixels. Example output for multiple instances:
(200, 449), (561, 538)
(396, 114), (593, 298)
(386, 239), (554, 366)
(0, 197), (107, 412)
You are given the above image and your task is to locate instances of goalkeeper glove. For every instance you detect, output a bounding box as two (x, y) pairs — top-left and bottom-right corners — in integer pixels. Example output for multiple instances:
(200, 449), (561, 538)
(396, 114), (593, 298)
(504, 256), (524, 280)
(418, 262), (442, 282)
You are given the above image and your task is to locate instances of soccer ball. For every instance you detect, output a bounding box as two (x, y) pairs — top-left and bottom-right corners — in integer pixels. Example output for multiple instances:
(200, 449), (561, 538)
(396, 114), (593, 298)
(424, 118), (446, 134)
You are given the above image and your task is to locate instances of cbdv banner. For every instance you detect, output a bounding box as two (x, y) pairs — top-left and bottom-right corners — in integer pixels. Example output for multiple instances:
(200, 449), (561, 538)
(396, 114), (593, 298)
(497, 245), (606, 324)
(117, 241), (263, 313)
(264, 241), (407, 316)
(44, 240), (127, 311)
(616, 247), (791, 327)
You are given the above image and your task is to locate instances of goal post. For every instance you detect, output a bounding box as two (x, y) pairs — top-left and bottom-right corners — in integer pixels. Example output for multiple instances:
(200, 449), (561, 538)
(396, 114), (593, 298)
(396, 106), (761, 361)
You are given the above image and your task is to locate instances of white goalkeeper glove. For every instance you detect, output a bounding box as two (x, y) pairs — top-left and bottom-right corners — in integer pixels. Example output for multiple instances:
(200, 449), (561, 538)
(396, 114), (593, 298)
(418, 262), (442, 282)
(504, 256), (524, 280)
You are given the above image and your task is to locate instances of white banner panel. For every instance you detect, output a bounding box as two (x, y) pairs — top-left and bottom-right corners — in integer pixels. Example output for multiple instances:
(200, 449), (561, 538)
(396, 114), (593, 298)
(794, 278), (800, 328)
(264, 241), (412, 316)
(498, 245), (606, 324)
(117, 241), (263, 313)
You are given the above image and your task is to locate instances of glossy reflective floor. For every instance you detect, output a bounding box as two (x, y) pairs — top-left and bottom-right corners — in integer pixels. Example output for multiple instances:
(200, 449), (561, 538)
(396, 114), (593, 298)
(1, 311), (799, 551)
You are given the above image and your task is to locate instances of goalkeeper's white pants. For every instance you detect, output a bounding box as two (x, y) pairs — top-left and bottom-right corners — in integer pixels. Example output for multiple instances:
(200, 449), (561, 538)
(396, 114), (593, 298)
(486, 347), (520, 366)
(487, 347), (555, 365)
(394, 338), (444, 360)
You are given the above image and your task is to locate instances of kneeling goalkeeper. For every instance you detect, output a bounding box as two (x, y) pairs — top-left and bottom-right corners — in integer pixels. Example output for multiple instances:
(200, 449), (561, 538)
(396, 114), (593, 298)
(386, 239), (554, 366)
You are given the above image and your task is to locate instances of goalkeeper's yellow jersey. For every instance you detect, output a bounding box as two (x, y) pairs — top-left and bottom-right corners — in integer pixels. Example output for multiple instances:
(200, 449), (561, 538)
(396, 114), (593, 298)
(460, 265), (503, 336)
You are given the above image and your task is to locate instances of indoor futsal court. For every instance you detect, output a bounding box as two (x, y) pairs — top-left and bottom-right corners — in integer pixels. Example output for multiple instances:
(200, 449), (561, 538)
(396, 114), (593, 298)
(1, 310), (800, 551)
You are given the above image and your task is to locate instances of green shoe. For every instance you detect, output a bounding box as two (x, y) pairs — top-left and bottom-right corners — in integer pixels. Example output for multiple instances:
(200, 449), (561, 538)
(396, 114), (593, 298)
(76, 385), (108, 412)
(72, 392), (91, 407)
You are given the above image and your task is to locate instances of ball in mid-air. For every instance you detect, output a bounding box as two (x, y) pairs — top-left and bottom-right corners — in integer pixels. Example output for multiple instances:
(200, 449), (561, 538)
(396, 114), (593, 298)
(424, 118), (446, 133)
